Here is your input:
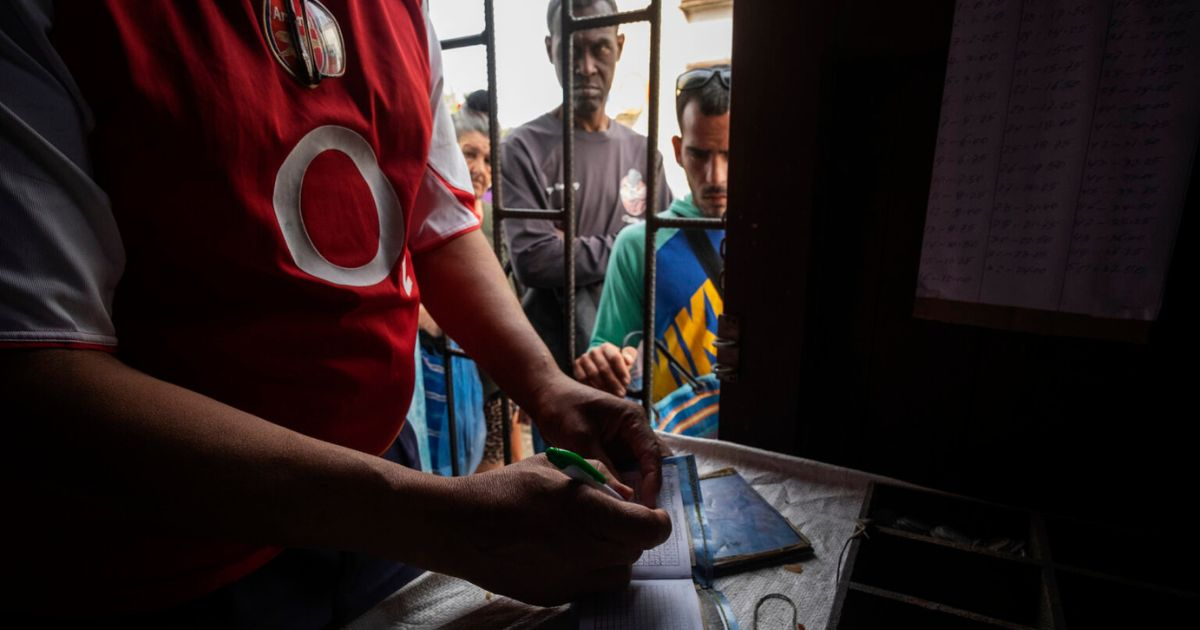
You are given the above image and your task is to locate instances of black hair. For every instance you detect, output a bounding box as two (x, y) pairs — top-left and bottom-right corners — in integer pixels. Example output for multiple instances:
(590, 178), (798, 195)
(464, 89), (490, 116)
(546, 0), (619, 35)
(453, 89), (492, 139)
(676, 66), (731, 128)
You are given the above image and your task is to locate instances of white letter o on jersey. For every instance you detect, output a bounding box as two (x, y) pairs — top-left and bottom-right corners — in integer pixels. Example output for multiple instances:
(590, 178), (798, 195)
(273, 125), (406, 288)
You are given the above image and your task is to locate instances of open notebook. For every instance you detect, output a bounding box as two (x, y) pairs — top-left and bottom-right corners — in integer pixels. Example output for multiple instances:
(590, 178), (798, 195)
(576, 456), (738, 630)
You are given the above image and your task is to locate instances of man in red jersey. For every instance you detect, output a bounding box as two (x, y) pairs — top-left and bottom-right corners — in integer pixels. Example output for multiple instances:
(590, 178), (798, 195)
(0, 1), (669, 625)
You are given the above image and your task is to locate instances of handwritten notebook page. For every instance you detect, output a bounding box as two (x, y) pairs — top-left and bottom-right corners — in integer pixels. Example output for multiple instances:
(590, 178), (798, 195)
(631, 464), (691, 580)
(578, 465), (704, 629)
(578, 580), (702, 630)
(918, 0), (1200, 320)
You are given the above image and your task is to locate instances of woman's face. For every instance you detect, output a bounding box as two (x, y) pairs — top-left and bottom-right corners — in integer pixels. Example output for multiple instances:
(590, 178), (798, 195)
(458, 131), (491, 200)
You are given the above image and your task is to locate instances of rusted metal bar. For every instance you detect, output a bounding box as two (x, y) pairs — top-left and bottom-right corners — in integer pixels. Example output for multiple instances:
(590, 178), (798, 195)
(640, 0), (663, 418)
(567, 8), (653, 32)
(440, 32), (485, 50)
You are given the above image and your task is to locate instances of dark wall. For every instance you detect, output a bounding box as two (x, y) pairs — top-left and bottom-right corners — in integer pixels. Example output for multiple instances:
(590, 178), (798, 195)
(722, 0), (1196, 523)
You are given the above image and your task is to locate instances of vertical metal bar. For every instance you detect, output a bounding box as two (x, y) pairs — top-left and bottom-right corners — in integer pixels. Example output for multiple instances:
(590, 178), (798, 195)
(442, 337), (460, 476)
(501, 397), (513, 465)
(440, 1), (667, 463)
(641, 0), (662, 418)
(436, 1), (465, 474)
(561, 0), (578, 368)
(483, 0), (512, 465)
(486, 0), (502, 232)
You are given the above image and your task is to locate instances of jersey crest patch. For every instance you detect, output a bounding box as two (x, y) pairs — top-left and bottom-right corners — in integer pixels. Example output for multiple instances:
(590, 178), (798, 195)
(620, 168), (647, 217)
(263, 0), (346, 84)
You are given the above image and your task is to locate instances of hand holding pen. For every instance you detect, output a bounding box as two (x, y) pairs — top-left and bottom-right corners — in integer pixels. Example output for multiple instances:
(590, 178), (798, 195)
(426, 448), (671, 605)
(546, 446), (626, 500)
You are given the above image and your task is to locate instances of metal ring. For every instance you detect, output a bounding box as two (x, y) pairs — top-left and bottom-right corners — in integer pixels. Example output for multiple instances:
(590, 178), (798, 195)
(753, 593), (797, 630)
(713, 364), (738, 383)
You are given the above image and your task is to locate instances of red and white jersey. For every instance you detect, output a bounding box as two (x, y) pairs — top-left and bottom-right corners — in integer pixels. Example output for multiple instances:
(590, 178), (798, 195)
(0, 0), (477, 611)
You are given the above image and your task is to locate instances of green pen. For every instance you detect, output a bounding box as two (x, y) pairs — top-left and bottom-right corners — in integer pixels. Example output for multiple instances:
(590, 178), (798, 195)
(545, 447), (624, 500)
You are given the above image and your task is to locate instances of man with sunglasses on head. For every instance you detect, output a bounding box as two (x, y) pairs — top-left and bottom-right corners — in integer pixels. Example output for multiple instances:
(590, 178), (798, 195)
(502, 0), (673, 382)
(0, 1), (671, 626)
(575, 65), (730, 432)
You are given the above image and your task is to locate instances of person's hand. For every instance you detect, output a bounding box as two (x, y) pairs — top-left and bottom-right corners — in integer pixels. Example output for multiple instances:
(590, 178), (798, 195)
(529, 375), (671, 508)
(427, 454), (671, 605)
(573, 342), (638, 397)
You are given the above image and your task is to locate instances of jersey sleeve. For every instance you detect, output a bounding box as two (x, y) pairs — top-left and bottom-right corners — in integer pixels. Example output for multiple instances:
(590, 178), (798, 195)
(589, 223), (646, 350)
(0, 1), (124, 351)
(407, 0), (480, 254)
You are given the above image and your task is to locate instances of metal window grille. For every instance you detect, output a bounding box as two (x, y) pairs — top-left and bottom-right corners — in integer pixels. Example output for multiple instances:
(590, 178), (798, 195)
(436, 0), (724, 476)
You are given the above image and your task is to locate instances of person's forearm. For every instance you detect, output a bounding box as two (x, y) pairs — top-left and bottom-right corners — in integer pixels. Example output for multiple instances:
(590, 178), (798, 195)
(509, 231), (615, 288)
(416, 230), (670, 510)
(0, 349), (453, 569)
(413, 229), (572, 415)
(0, 347), (669, 605)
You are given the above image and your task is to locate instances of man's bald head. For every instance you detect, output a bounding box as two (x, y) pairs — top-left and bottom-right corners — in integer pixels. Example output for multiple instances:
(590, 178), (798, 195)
(546, 0), (619, 35)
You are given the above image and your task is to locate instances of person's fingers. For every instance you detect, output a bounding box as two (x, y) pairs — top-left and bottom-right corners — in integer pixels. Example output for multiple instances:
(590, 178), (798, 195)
(539, 438), (621, 496)
(573, 486), (672, 550)
(580, 438), (619, 484)
(601, 343), (631, 388)
(586, 457), (634, 499)
(578, 351), (625, 397)
(637, 465), (663, 509)
(589, 348), (625, 396)
(620, 346), (638, 367)
(631, 428), (668, 509)
(601, 402), (669, 508)
(576, 353), (602, 388)
(535, 449), (669, 548)
(572, 358), (587, 382)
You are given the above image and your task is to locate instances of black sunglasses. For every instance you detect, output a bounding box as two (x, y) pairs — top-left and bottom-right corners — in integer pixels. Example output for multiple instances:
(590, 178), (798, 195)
(675, 66), (731, 97)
